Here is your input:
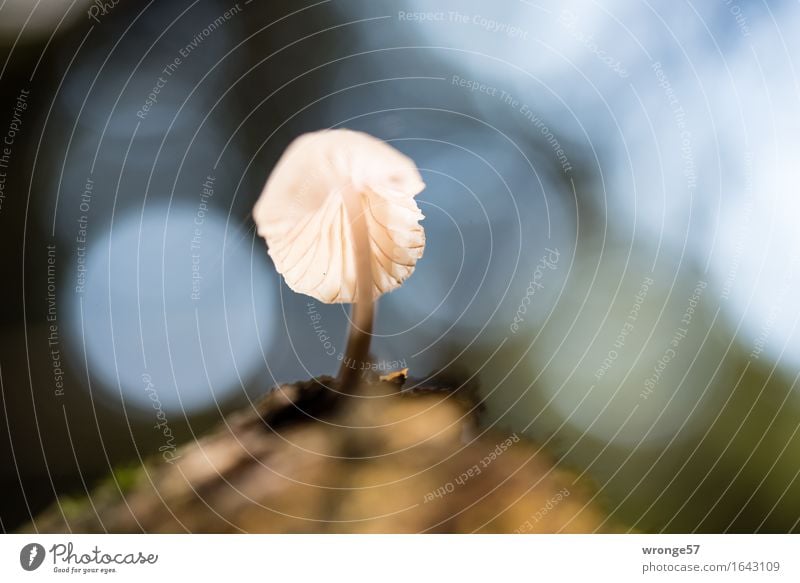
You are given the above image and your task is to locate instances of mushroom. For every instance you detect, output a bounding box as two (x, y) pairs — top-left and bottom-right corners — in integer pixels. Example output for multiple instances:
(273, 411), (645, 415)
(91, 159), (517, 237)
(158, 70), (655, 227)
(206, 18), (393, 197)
(253, 129), (426, 391)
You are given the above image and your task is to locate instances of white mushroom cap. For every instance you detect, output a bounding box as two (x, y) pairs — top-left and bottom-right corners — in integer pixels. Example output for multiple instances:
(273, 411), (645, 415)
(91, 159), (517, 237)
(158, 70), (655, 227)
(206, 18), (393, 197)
(253, 129), (426, 303)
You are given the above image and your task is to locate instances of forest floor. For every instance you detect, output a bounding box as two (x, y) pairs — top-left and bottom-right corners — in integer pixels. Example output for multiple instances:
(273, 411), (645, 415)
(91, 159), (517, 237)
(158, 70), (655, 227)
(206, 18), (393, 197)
(25, 370), (613, 533)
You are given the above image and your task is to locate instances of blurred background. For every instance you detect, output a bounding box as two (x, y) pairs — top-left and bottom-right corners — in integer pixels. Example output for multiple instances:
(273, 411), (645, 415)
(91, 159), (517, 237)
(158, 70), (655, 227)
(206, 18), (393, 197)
(0, 0), (799, 533)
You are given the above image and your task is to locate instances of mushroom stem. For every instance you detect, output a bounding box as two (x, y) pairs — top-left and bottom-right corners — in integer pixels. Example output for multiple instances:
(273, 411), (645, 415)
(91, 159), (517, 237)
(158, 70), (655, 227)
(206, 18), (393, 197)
(337, 184), (374, 392)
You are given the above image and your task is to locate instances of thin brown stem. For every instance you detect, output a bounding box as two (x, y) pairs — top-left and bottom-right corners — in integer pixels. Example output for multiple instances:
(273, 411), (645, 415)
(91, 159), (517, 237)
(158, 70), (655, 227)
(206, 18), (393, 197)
(337, 184), (374, 393)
